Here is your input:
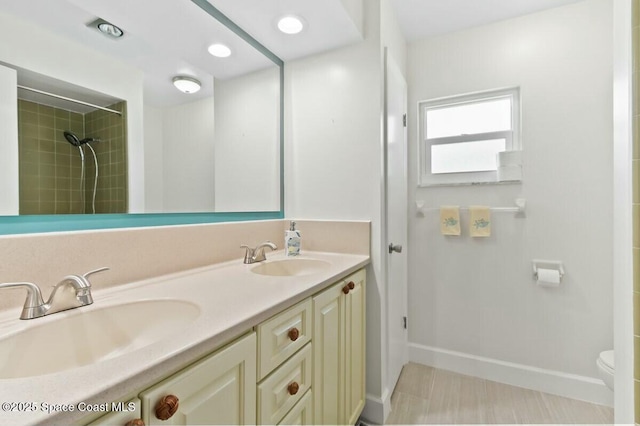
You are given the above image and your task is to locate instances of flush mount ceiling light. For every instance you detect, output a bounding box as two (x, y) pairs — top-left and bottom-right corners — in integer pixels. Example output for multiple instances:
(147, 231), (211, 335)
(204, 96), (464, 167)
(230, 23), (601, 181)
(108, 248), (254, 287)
(208, 43), (232, 58)
(172, 76), (201, 94)
(277, 15), (305, 35)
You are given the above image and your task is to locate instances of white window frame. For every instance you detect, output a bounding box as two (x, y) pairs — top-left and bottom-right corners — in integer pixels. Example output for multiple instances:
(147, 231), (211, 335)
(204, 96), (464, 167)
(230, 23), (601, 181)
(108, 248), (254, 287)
(418, 87), (521, 186)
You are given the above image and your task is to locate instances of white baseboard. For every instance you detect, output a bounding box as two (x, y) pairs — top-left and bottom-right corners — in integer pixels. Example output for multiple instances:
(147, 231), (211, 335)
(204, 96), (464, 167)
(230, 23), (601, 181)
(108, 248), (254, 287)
(409, 343), (613, 407)
(361, 387), (391, 424)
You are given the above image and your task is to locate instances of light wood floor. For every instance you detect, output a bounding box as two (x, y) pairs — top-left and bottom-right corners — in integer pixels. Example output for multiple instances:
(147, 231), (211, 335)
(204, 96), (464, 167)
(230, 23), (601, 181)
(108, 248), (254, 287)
(385, 363), (614, 424)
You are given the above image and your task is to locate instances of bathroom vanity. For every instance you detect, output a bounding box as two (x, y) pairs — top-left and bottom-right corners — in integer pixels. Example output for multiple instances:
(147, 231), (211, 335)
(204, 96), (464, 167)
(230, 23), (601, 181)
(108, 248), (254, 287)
(0, 250), (368, 426)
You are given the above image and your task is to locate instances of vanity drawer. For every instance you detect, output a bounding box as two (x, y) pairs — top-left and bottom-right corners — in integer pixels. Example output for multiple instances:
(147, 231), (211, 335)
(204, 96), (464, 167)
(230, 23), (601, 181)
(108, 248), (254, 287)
(258, 343), (312, 425)
(279, 389), (313, 425)
(257, 298), (312, 380)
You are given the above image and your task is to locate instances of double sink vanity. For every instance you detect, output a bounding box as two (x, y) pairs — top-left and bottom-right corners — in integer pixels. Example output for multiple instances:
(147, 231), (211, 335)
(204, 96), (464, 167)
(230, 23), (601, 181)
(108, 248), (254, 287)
(0, 235), (369, 425)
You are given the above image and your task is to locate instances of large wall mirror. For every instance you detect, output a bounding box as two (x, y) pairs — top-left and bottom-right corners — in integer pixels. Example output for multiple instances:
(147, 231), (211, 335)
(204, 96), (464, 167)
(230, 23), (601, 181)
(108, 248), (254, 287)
(0, 0), (283, 232)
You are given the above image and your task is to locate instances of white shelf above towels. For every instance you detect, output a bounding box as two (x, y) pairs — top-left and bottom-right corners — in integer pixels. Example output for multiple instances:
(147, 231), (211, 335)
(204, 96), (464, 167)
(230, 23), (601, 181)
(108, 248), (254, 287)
(415, 198), (526, 215)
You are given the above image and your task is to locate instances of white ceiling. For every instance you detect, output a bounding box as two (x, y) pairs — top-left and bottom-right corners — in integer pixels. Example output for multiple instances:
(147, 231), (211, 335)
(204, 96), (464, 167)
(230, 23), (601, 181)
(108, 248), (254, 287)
(0, 0), (586, 111)
(208, 0), (363, 61)
(389, 0), (586, 42)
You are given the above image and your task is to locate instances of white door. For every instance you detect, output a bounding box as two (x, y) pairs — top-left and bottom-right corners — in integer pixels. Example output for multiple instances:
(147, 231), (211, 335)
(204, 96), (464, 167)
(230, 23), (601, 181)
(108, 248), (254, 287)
(385, 49), (408, 393)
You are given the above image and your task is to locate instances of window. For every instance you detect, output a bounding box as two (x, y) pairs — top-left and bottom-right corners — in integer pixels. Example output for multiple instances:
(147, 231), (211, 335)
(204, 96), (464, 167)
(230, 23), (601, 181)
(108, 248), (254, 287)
(418, 88), (520, 186)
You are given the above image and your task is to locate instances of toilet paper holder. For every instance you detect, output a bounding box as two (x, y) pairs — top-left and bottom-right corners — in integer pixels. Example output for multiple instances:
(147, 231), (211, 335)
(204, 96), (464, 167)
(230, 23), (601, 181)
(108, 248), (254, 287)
(532, 259), (564, 280)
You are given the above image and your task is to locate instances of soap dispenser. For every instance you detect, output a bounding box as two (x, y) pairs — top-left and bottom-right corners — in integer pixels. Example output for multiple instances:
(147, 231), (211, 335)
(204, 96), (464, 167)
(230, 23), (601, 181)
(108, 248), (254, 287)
(285, 221), (301, 257)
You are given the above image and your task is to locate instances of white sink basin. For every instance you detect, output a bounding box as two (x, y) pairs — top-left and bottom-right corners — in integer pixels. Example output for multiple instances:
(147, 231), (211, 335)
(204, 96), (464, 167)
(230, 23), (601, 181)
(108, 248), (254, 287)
(0, 299), (200, 379)
(251, 258), (331, 277)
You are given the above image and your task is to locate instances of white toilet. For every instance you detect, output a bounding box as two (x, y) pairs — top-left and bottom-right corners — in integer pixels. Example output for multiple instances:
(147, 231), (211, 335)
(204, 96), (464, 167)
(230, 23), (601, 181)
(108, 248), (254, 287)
(596, 350), (614, 391)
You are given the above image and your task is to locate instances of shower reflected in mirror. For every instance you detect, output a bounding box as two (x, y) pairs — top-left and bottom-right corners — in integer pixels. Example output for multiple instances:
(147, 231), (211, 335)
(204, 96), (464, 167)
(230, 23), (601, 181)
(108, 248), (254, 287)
(63, 131), (102, 214)
(17, 96), (128, 215)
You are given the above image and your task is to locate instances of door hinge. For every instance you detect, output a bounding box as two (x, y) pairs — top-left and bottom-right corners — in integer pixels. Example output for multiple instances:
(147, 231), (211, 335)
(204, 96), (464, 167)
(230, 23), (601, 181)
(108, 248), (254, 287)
(402, 113), (407, 127)
(403, 316), (407, 329)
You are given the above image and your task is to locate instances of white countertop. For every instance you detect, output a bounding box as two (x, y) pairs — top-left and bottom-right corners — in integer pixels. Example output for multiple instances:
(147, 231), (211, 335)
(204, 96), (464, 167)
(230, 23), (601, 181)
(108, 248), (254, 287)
(0, 251), (369, 425)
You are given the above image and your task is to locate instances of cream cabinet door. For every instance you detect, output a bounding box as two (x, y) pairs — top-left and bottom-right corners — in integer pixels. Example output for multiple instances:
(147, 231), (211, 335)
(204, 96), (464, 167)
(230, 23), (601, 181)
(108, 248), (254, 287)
(344, 270), (366, 425)
(140, 332), (256, 425)
(313, 269), (366, 426)
(312, 281), (345, 425)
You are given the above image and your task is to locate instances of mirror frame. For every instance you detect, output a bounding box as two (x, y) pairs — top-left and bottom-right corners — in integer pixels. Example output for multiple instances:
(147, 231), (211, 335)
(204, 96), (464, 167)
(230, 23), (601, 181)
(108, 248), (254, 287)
(0, 0), (285, 235)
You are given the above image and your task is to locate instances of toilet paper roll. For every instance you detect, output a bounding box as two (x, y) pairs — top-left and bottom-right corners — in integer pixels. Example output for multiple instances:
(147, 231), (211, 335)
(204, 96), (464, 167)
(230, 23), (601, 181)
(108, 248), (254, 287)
(536, 268), (561, 287)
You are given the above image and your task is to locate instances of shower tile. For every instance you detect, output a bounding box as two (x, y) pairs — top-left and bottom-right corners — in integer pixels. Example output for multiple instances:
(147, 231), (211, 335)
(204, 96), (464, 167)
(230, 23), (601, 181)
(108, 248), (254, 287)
(636, 379), (640, 422)
(21, 150), (39, 165)
(56, 142), (72, 156)
(39, 151), (55, 166)
(635, 160), (640, 204)
(19, 100), (38, 113)
(57, 177), (71, 190)
(635, 248), (640, 293)
(40, 114), (55, 129)
(20, 186), (39, 202)
(57, 190), (71, 203)
(38, 141), (55, 155)
(39, 175), (55, 190)
(37, 126), (54, 141)
(21, 136), (38, 150)
(39, 190), (55, 203)
(634, 204), (640, 248)
(38, 104), (54, 117)
(54, 108), (70, 120)
(55, 202), (70, 215)
(19, 100), (127, 215)
(20, 110), (38, 125)
(55, 165), (71, 179)
(54, 117), (70, 131)
(70, 122), (84, 135)
(39, 201), (55, 214)
(21, 124), (38, 139)
(635, 116), (640, 160)
(636, 335), (640, 381)
(20, 202), (40, 215)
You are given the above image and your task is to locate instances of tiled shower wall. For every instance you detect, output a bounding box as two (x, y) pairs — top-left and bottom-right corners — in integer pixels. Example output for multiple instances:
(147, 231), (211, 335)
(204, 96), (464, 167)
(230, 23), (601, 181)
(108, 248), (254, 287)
(18, 100), (85, 214)
(17, 100), (127, 214)
(84, 102), (128, 214)
(634, 0), (640, 422)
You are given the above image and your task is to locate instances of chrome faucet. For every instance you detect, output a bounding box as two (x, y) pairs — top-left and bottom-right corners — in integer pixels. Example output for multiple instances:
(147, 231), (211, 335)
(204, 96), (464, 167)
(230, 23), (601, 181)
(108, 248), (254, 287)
(0, 267), (109, 320)
(241, 241), (277, 264)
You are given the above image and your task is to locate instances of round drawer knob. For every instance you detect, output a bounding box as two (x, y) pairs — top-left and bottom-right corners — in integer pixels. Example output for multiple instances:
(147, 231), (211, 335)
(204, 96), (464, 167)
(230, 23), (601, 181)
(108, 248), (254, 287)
(288, 381), (300, 395)
(124, 419), (145, 426)
(288, 327), (300, 341)
(342, 285), (350, 294)
(155, 394), (179, 421)
(348, 281), (355, 290)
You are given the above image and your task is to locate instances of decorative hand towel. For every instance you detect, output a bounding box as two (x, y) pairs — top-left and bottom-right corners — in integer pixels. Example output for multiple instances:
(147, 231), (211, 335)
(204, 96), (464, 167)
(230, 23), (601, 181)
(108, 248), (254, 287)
(469, 206), (491, 237)
(440, 206), (461, 236)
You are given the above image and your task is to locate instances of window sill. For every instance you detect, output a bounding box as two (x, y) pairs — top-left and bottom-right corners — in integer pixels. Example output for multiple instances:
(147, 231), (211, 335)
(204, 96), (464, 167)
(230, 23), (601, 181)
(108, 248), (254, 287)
(418, 179), (522, 188)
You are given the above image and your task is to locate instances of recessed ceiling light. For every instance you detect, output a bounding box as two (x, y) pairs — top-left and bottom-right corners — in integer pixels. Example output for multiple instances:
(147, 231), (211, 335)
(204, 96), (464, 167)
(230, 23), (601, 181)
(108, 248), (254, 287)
(208, 43), (232, 58)
(277, 15), (305, 35)
(97, 21), (124, 38)
(88, 18), (124, 39)
(172, 76), (201, 94)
